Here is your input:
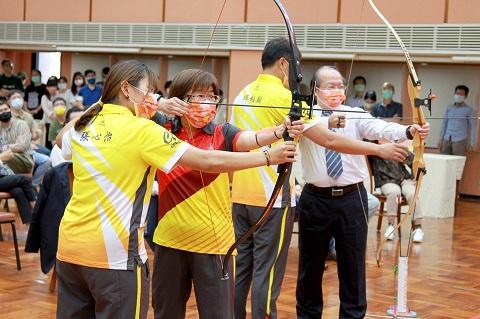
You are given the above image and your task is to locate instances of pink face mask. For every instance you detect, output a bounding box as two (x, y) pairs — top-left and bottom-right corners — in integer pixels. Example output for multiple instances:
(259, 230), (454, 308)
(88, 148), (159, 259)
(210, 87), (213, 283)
(185, 102), (216, 128)
(318, 89), (346, 108)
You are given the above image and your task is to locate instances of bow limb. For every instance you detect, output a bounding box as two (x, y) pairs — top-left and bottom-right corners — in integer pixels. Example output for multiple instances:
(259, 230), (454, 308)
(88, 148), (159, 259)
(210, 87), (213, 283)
(369, 0), (428, 266)
(221, 0), (303, 279)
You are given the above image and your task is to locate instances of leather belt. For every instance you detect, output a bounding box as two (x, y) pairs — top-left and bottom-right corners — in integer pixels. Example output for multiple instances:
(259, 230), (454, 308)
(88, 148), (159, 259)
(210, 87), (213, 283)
(305, 182), (363, 197)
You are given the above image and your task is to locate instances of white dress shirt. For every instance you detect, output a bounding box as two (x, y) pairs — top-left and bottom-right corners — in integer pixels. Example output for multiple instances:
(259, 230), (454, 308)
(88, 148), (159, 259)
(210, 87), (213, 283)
(300, 104), (409, 187)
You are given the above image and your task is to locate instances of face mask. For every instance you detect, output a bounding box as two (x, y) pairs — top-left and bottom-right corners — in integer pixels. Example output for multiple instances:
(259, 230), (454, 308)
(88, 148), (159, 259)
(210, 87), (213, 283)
(383, 89), (393, 99)
(127, 84), (157, 118)
(354, 84), (365, 93)
(58, 82), (67, 90)
(0, 111), (12, 123)
(364, 102), (375, 111)
(453, 94), (465, 103)
(87, 77), (96, 85)
(74, 79), (84, 87)
(53, 105), (66, 116)
(185, 102), (216, 128)
(31, 76), (41, 84)
(318, 89), (346, 108)
(11, 97), (24, 110)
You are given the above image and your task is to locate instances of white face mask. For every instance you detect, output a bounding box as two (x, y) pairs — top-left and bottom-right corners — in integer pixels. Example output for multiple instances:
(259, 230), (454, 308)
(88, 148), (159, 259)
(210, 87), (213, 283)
(58, 82), (67, 90)
(11, 97), (24, 110)
(74, 79), (84, 87)
(453, 94), (465, 103)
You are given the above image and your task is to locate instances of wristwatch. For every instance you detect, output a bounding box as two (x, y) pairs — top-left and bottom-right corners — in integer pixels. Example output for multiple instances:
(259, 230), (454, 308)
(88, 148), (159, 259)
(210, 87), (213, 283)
(406, 125), (414, 140)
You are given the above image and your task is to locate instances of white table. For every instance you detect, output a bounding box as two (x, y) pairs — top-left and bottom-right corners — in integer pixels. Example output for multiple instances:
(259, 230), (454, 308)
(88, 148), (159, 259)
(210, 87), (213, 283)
(418, 153), (466, 218)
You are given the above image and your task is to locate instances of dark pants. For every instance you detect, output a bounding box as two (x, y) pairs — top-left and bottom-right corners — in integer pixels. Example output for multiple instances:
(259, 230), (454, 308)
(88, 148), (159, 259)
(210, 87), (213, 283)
(56, 260), (149, 319)
(144, 195), (158, 252)
(152, 245), (234, 319)
(441, 138), (468, 156)
(296, 184), (368, 319)
(233, 204), (294, 319)
(0, 174), (36, 223)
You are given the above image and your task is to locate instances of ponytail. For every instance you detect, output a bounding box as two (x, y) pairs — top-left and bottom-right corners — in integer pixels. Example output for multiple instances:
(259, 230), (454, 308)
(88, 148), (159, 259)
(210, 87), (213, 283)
(74, 102), (103, 131)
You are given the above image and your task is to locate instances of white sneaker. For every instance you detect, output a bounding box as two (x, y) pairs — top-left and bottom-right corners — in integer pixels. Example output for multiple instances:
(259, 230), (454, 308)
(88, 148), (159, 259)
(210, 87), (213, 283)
(384, 224), (395, 240)
(412, 227), (424, 243)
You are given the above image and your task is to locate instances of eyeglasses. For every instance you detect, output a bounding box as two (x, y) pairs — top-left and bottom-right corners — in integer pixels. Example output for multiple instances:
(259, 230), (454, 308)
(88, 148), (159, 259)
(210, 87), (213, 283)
(128, 82), (151, 95)
(185, 94), (222, 103)
(317, 85), (346, 91)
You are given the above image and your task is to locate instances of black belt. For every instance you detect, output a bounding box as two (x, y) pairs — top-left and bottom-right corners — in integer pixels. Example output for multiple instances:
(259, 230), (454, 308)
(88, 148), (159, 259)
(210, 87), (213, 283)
(305, 182), (363, 197)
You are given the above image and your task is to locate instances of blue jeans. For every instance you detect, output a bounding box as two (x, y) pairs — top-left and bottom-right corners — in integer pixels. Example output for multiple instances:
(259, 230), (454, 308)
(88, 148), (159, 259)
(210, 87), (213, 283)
(32, 151), (51, 187)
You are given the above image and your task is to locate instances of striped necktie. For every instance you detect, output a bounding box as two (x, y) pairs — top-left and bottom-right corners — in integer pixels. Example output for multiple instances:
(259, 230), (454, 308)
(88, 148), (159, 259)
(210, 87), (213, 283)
(322, 110), (344, 179)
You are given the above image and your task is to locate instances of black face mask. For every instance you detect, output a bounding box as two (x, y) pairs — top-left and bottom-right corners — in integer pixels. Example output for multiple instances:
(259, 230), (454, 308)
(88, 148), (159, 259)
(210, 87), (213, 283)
(0, 111), (12, 123)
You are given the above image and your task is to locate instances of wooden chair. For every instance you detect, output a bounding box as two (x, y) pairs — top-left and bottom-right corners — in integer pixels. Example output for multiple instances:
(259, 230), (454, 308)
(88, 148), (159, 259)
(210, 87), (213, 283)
(365, 156), (407, 235)
(0, 191), (13, 211)
(0, 212), (21, 270)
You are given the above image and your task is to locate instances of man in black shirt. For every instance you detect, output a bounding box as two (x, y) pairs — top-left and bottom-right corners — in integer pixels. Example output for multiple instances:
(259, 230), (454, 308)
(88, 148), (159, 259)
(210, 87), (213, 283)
(0, 59), (24, 97)
(371, 82), (403, 120)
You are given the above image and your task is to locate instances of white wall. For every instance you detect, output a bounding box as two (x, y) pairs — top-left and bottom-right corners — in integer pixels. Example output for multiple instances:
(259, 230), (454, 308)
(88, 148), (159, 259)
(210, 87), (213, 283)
(71, 53), (109, 78)
(38, 52), (61, 81)
(419, 64), (480, 146)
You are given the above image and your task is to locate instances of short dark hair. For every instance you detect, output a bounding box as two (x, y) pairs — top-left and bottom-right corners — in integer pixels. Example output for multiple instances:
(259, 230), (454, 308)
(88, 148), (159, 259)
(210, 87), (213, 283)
(66, 106), (83, 123)
(1, 59), (12, 67)
(46, 76), (58, 87)
(364, 90), (377, 101)
(261, 37), (300, 69)
(102, 67), (110, 75)
(16, 71), (27, 80)
(59, 76), (68, 83)
(353, 75), (366, 84)
(455, 85), (469, 96)
(52, 97), (67, 105)
(84, 69), (96, 77)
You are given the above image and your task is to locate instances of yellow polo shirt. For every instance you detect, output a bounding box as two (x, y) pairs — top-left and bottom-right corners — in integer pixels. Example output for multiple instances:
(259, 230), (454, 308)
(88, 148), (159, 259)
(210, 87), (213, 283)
(230, 74), (295, 208)
(57, 104), (189, 270)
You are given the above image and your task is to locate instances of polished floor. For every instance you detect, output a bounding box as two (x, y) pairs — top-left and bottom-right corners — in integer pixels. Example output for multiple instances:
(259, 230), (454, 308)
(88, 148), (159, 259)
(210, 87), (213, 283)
(0, 199), (479, 318)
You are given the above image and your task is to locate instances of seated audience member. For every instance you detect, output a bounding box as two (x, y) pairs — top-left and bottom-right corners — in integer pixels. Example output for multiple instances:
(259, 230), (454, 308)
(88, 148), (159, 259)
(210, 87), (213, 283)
(0, 148), (36, 224)
(79, 69), (102, 108)
(371, 82), (403, 120)
(48, 97), (67, 144)
(0, 101), (33, 174)
(370, 148), (424, 242)
(0, 59), (23, 97)
(363, 90), (378, 112)
(346, 75), (367, 109)
(50, 107), (83, 167)
(24, 69), (47, 120)
(8, 90), (51, 187)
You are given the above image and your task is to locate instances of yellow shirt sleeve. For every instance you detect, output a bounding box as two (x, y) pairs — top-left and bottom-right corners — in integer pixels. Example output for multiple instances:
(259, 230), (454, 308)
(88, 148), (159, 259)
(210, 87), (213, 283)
(139, 121), (190, 173)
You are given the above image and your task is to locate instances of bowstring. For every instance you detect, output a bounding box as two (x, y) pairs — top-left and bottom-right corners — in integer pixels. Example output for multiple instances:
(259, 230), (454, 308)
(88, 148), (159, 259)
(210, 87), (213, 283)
(350, 0), (369, 233)
(196, 0), (230, 271)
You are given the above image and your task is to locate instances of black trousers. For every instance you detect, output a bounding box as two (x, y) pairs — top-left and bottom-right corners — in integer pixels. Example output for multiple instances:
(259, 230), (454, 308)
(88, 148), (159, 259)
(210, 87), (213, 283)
(296, 184), (368, 319)
(152, 245), (234, 319)
(0, 174), (36, 223)
(56, 259), (149, 319)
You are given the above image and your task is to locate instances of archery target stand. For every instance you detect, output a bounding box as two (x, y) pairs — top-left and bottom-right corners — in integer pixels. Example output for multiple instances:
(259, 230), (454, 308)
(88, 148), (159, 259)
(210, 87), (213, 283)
(366, 257), (420, 319)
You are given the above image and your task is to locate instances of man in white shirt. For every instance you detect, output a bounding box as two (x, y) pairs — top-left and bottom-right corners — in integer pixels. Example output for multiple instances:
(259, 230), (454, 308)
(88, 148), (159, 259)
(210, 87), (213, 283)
(296, 66), (430, 319)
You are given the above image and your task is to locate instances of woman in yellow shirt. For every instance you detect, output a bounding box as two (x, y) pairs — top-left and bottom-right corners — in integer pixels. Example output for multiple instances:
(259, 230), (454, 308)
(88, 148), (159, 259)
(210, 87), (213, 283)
(55, 60), (297, 319)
